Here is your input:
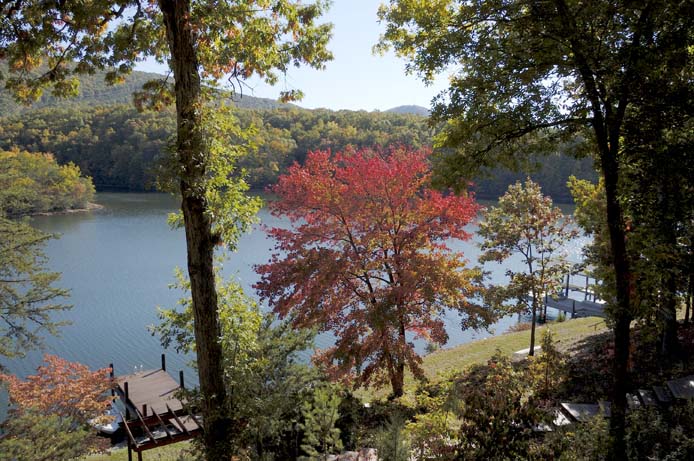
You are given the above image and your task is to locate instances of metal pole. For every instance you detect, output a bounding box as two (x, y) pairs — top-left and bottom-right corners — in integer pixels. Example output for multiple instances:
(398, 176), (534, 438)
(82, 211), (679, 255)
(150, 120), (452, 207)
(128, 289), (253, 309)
(572, 300), (576, 319)
(179, 370), (185, 389)
(161, 353), (166, 371)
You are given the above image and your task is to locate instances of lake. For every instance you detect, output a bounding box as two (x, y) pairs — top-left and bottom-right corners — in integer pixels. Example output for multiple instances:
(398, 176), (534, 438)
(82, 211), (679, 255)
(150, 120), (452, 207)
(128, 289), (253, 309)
(4, 192), (588, 384)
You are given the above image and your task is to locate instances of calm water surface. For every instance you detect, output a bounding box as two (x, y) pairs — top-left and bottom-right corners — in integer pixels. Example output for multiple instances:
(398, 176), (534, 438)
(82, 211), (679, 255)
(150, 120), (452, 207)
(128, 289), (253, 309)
(4, 193), (587, 384)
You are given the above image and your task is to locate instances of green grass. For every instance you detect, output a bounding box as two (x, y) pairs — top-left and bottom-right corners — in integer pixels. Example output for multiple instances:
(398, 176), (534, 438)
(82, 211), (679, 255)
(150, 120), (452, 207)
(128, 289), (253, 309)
(423, 317), (607, 378)
(360, 316), (608, 401)
(81, 442), (191, 461)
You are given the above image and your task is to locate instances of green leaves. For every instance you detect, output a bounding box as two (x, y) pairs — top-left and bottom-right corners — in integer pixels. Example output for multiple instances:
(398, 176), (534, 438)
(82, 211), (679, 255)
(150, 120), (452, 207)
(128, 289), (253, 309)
(161, 104), (263, 251)
(0, 217), (71, 360)
(300, 384), (343, 460)
(478, 179), (576, 316)
(0, 149), (95, 217)
(1, 0), (333, 106)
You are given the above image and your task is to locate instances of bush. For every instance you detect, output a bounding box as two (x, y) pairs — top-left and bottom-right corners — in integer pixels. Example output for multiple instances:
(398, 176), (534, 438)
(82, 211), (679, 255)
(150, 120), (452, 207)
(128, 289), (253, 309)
(0, 410), (94, 461)
(452, 352), (550, 460)
(507, 322), (532, 333)
(372, 413), (410, 461)
(300, 384), (343, 460)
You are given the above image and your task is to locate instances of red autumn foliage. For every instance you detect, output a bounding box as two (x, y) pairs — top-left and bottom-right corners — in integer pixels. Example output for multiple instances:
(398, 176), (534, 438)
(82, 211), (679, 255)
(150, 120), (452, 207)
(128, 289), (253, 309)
(255, 146), (491, 396)
(0, 354), (112, 423)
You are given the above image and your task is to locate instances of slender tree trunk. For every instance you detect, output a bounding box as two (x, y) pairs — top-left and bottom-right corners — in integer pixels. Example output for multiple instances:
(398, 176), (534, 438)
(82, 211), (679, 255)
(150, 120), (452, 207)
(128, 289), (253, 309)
(687, 272), (693, 323)
(529, 299), (537, 357)
(660, 244), (679, 357)
(158, 1), (231, 459)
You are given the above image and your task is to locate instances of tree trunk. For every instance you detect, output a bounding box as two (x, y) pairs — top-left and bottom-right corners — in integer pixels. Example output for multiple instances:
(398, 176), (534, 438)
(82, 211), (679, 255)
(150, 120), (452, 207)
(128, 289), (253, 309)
(660, 247), (679, 357)
(390, 362), (405, 398)
(390, 321), (407, 398)
(158, 1), (231, 459)
(529, 299), (537, 357)
(687, 272), (693, 323)
(599, 144), (632, 461)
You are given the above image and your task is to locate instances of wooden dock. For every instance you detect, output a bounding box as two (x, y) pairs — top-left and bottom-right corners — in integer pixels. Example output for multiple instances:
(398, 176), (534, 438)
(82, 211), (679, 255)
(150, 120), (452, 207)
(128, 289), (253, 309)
(543, 271), (607, 318)
(111, 355), (202, 461)
(543, 295), (606, 318)
(116, 369), (184, 417)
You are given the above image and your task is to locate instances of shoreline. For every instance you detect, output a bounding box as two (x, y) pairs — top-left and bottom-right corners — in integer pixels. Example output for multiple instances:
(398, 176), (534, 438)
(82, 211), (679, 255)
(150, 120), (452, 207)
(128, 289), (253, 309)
(28, 201), (104, 217)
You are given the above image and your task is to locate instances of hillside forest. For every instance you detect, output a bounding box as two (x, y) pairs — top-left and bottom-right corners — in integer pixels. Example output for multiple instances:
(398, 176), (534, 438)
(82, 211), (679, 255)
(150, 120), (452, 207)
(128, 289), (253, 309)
(0, 71), (595, 202)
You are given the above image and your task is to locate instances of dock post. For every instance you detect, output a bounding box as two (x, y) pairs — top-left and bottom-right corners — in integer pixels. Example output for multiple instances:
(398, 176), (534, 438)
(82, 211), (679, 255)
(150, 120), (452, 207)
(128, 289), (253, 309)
(124, 381), (130, 420)
(161, 353), (166, 371)
(565, 273), (570, 297)
(142, 404), (147, 417)
(572, 300), (576, 319)
(179, 370), (185, 389)
(585, 275), (589, 301)
(109, 363), (115, 397)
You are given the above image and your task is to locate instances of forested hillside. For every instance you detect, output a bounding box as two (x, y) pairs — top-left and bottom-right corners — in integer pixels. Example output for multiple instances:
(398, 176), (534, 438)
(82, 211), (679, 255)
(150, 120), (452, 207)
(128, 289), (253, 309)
(0, 103), (596, 199)
(0, 68), (291, 116)
(0, 69), (596, 200)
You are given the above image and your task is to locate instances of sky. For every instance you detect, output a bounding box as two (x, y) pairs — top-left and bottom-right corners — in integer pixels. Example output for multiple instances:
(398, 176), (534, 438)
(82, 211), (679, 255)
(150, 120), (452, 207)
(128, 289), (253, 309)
(135, 0), (451, 112)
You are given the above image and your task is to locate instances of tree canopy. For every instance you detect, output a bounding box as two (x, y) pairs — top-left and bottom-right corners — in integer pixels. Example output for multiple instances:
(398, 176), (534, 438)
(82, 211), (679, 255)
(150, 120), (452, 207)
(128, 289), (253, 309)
(479, 179), (576, 356)
(0, 217), (70, 360)
(2, 1), (334, 458)
(256, 146), (490, 397)
(0, 149), (94, 216)
(378, 1), (694, 455)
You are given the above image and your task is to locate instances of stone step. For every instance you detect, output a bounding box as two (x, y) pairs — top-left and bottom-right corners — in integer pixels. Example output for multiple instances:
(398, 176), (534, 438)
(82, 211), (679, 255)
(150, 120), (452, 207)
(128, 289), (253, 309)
(653, 385), (673, 404)
(637, 389), (657, 406)
(666, 375), (694, 400)
(627, 393), (641, 410)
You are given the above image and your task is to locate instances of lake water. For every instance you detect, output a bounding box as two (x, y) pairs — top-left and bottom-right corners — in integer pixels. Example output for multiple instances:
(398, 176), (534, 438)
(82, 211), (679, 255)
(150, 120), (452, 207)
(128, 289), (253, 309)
(3, 192), (587, 385)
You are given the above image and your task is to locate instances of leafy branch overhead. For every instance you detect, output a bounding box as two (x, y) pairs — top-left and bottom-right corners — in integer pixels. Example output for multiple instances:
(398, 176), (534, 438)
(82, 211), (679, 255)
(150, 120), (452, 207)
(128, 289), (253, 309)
(1, 0), (333, 105)
(0, 217), (70, 360)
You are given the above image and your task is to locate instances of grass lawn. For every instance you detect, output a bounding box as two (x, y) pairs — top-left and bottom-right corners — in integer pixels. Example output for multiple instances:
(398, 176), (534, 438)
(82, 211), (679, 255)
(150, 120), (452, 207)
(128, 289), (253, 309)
(360, 316), (608, 401)
(81, 442), (191, 461)
(423, 317), (607, 378)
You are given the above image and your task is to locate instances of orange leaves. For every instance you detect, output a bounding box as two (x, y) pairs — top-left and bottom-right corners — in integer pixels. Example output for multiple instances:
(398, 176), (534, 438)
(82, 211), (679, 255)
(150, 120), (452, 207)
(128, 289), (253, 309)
(0, 354), (112, 423)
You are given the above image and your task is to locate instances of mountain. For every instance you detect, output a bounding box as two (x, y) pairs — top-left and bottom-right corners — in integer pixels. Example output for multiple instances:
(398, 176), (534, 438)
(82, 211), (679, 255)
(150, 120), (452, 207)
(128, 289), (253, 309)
(385, 105), (430, 116)
(0, 68), (292, 115)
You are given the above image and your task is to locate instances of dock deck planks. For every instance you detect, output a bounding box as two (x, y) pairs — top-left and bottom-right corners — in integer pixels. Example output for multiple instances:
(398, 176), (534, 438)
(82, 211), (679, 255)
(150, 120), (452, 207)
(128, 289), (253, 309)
(117, 369), (184, 416)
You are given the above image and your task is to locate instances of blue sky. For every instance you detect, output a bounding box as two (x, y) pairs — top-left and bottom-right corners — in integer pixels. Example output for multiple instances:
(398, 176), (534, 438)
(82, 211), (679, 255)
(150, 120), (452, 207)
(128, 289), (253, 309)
(135, 1), (450, 112)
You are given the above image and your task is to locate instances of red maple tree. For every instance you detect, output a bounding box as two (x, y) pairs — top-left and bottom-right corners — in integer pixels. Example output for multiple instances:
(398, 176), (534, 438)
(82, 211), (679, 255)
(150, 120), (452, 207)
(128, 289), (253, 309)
(0, 354), (112, 424)
(255, 146), (490, 396)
